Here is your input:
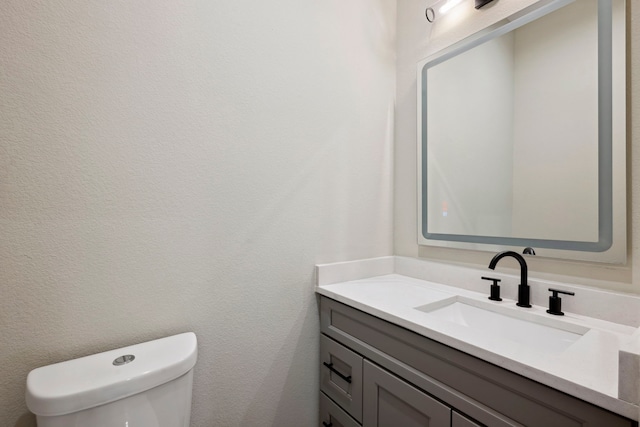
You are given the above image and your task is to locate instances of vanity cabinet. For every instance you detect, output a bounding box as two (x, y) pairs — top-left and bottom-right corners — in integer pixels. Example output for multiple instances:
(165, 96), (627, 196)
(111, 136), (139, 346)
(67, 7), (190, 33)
(318, 296), (636, 427)
(321, 331), (483, 427)
(363, 359), (453, 426)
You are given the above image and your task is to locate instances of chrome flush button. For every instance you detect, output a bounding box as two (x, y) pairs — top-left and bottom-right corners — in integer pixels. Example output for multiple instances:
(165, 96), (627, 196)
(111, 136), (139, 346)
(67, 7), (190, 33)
(113, 354), (135, 366)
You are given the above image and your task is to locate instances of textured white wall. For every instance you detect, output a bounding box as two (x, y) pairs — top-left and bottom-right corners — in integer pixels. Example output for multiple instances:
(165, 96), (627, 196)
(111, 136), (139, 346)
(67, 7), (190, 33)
(0, 1), (396, 425)
(395, 0), (640, 293)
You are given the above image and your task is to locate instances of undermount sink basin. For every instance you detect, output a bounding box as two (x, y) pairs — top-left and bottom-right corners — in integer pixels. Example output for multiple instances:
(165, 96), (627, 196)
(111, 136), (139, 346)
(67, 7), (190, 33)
(415, 296), (589, 354)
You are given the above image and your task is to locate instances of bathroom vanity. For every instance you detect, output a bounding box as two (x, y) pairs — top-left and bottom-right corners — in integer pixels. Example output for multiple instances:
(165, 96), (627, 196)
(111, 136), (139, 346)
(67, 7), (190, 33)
(316, 257), (640, 427)
(319, 0), (639, 424)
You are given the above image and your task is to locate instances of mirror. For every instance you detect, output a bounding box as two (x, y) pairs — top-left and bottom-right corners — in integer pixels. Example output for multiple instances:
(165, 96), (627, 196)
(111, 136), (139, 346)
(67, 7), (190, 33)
(417, 0), (626, 263)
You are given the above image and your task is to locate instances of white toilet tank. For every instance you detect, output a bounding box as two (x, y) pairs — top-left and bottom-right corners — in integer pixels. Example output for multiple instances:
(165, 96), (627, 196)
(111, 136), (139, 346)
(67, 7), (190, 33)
(26, 332), (197, 427)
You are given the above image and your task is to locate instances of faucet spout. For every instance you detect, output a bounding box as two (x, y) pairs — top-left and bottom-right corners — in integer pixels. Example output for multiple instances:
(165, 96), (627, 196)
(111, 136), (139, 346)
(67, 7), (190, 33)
(488, 250), (531, 308)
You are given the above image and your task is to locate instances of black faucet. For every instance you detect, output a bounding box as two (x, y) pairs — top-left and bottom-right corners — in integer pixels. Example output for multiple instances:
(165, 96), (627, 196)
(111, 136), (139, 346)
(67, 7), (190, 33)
(488, 250), (531, 308)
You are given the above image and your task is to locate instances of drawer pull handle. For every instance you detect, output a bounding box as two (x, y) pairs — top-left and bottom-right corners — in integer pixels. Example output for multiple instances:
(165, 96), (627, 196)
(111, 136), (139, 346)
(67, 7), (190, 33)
(323, 362), (352, 383)
(322, 422), (332, 427)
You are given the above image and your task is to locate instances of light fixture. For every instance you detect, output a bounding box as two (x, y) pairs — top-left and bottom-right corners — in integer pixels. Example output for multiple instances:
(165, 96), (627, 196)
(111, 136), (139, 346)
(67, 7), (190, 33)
(425, 0), (495, 23)
(475, 0), (494, 8)
(439, 0), (464, 14)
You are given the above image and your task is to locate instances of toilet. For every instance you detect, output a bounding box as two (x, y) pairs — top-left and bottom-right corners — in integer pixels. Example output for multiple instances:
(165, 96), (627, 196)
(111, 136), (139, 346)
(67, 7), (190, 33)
(25, 332), (197, 427)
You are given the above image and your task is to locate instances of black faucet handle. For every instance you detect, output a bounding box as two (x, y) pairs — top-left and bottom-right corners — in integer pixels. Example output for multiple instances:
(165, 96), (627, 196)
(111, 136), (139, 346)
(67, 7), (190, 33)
(482, 276), (502, 301)
(547, 288), (575, 316)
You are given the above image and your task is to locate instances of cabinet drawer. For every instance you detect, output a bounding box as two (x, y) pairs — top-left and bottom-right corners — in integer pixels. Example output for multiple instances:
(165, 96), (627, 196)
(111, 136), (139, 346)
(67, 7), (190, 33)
(363, 360), (451, 427)
(320, 334), (363, 423)
(320, 392), (361, 427)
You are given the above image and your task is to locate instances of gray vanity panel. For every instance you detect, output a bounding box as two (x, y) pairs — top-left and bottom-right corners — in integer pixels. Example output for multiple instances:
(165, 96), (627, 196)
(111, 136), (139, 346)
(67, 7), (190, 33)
(320, 334), (364, 423)
(320, 296), (635, 427)
(363, 360), (451, 427)
(320, 392), (361, 427)
(452, 411), (483, 427)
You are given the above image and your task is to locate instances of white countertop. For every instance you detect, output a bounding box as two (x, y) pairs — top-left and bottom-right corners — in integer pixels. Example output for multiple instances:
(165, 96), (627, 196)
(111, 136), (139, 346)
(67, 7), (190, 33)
(316, 257), (640, 421)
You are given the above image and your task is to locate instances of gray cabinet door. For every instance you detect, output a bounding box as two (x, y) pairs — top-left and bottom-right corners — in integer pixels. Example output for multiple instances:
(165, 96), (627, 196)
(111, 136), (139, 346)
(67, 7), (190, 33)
(452, 411), (483, 427)
(363, 360), (451, 427)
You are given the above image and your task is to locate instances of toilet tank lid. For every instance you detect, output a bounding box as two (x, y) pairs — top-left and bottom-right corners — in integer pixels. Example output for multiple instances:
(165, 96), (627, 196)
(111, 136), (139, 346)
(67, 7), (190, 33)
(25, 332), (197, 417)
